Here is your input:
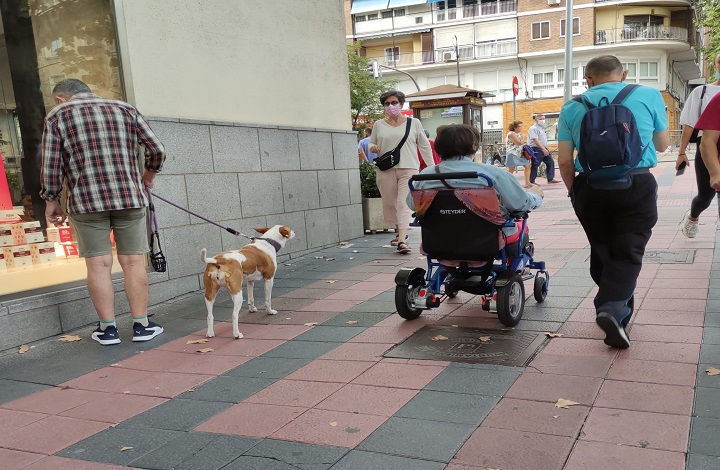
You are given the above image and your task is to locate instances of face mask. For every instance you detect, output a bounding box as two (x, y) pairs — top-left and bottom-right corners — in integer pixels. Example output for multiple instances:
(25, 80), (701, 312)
(715, 72), (720, 80)
(385, 103), (402, 117)
(536, 119), (546, 126)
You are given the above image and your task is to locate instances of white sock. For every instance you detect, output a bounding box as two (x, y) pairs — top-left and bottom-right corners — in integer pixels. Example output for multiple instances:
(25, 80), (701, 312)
(99, 320), (116, 331)
(133, 315), (149, 327)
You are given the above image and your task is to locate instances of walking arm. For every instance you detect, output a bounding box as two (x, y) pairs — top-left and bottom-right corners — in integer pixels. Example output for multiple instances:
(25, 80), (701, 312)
(557, 141), (576, 192)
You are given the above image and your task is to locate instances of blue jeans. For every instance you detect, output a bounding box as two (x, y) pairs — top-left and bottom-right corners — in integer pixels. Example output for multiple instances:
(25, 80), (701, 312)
(529, 147), (555, 183)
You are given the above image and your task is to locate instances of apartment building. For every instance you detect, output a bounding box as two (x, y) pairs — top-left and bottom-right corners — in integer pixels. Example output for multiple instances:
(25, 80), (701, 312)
(345, 0), (703, 142)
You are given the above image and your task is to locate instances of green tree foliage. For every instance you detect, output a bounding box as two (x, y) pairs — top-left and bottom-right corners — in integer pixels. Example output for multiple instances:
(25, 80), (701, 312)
(347, 42), (396, 130)
(696, 0), (720, 75)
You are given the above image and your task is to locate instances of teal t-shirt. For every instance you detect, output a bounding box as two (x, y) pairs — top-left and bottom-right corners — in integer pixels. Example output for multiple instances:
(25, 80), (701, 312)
(558, 82), (668, 173)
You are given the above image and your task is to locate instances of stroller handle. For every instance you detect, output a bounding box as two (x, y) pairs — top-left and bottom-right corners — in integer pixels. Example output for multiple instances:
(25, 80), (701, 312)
(410, 172), (493, 191)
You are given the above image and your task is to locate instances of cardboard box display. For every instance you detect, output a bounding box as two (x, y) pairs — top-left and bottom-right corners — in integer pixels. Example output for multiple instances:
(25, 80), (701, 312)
(0, 249), (6, 271)
(47, 226), (73, 243)
(0, 225), (12, 247)
(0, 207), (23, 223)
(4, 244), (32, 269)
(11, 221), (44, 245)
(31, 242), (56, 265)
(63, 244), (79, 257)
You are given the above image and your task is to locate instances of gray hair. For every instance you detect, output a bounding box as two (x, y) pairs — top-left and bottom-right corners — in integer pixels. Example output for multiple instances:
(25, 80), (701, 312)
(52, 79), (91, 98)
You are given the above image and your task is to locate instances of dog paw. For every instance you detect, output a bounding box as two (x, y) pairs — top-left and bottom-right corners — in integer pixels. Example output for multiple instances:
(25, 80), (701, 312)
(267, 309), (278, 315)
(234, 332), (244, 339)
(248, 305), (258, 313)
(206, 331), (215, 338)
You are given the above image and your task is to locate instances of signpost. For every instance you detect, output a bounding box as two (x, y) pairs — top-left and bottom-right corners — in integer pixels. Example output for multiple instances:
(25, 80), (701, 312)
(512, 76), (519, 120)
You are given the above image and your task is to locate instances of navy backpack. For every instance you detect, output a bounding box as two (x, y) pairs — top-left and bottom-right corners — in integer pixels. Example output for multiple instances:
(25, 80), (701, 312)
(573, 84), (649, 183)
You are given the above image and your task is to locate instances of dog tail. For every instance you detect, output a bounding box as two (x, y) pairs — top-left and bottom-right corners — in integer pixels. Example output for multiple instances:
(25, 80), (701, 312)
(200, 248), (217, 264)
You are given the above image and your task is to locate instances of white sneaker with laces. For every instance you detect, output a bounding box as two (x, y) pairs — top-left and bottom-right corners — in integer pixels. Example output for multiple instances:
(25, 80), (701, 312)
(681, 210), (699, 238)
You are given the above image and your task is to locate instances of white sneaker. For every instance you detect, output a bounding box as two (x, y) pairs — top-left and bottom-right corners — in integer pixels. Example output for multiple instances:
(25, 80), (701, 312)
(681, 210), (699, 238)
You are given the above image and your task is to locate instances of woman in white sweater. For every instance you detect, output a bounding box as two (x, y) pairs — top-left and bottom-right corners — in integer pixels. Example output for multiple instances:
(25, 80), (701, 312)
(370, 90), (434, 254)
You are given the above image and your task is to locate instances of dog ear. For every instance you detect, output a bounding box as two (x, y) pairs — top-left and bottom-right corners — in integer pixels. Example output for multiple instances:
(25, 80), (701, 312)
(279, 226), (292, 238)
(254, 227), (270, 234)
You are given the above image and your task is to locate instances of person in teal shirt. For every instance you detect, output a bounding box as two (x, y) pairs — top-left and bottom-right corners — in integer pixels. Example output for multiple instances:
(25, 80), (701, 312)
(557, 55), (670, 349)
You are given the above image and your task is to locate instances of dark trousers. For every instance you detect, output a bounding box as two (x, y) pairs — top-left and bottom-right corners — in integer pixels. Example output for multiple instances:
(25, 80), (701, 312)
(571, 173), (658, 323)
(690, 138), (719, 218)
(529, 148), (556, 182)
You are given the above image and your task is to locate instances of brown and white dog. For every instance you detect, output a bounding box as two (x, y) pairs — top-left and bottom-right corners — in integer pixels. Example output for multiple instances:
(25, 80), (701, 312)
(200, 225), (294, 339)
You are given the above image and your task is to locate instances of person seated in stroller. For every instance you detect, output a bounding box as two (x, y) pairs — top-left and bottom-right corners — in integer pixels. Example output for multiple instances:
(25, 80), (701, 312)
(408, 124), (544, 242)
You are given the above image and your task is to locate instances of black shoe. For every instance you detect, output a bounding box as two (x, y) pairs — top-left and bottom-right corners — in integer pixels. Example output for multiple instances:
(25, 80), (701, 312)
(91, 325), (121, 346)
(596, 312), (630, 349)
(133, 320), (164, 342)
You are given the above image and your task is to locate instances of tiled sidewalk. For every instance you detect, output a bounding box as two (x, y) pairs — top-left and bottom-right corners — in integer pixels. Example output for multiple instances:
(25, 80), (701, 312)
(0, 161), (719, 469)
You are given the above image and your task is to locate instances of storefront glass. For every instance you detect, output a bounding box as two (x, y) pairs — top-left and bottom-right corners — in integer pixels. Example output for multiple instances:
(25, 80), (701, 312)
(0, 0), (124, 296)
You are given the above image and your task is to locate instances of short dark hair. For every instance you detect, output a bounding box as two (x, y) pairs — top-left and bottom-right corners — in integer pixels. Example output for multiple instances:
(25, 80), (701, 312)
(433, 124), (480, 160)
(379, 90), (405, 105)
(585, 55), (623, 78)
(364, 127), (372, 136)
(52, 79), (91, 98)
(508, 120), (523, 131)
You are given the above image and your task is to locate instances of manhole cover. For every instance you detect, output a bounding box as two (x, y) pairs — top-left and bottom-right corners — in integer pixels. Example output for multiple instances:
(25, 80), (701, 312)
(643, 250), (695, 264)
(556, 219), (581, 225)
(383, 326), (546, 366)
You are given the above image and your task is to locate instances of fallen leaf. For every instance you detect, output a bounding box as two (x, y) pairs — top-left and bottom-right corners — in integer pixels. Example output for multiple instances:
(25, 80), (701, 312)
(555, 398), (580, 409)
(352, 250), (359, 253)
(187, 339), (210, 344)
(187, 389), (195, 392)
(109, 424), (117, 428)
(479, 336), (491, 342)
(339, 242), (349, 246)
(329, 421), (338, 426)
(304, 322), (318, 327)
(417, 256), (425, 260)
(451, 324), (459, 327)
(326, 258), (336, 261)
(110, 363), (121, 367)
(431, 335), (449, 341)
(706, 367), (720, 376)
(382, 244), (392, 248)
(349, 257), (355, 260)
(373, 260), (381, 264)
(58, 335), (82, 342)
(346, 320), (359, 325)
(546, 333), (563, 338)
(120, 446), (133, 452)
(123, 391), (130, 394)
(196, 348), (214, 353)
(314, 256), (324, 259)
(553, 415), (559, 419)
(18, 345), (29, 354)
(285, 317), (292, 320)
(326, 280), (338, 284)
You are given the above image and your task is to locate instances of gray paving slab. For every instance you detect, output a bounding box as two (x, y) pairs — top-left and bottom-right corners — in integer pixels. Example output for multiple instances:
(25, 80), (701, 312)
(695, 387), (720, 418)
(123, 398), (233, 431)
(273, 278), (319, 288)
(513, 320), (564, 332)
(243, 439), (347, 469)
(697, 364), (720, 389)
(223, 356), (312, 379)
(703, 327), (720, 345)
(262, 341), (343, 359)
(180, 376), (277, 403)
(369, 291), (395, 302)
(526, 296), (583, 309)
(448, 362), (525, 373)
(183, 307), (232, 321)
(521, 307), (576, 322)
(130, 433), (260, 470)
(320, 311), (391, 327)
(395, 390), (499, 425)
(292, 326), (366, 343)
(424, 366), (521, 396)
(547, 276), (596, 287)
(346, 301), (397, 313)
(0, 379), (52, 405)
(281, 270), (333, 280)
(357, 416), (475, 462)
(686, 453), (720, 470)
(700, 344), (720, 363)
(57, 425), (183, 466)
(689, 416), (720, 457)
(0, 353), (102, 386)
(329, 450), (445, 470)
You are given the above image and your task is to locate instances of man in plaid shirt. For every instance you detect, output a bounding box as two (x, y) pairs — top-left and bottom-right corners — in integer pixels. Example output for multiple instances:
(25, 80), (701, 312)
(40, 79), (166, 345)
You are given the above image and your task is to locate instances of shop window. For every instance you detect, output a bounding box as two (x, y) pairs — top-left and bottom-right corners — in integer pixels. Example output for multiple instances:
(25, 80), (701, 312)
(0, 0), (125, 296)
(532, 21), (550, 40)
(560, 18), (580, 37)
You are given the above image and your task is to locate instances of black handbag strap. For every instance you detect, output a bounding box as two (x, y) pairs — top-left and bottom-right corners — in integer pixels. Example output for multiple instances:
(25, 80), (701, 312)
(698, 85), (707, 119)
(391, 118), (413, 155)
(435, 164), (454, 189)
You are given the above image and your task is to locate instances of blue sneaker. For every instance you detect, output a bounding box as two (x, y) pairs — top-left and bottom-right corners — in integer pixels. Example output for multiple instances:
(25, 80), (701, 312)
(132, 320), (164, 342)
(91, 325), (121, 346)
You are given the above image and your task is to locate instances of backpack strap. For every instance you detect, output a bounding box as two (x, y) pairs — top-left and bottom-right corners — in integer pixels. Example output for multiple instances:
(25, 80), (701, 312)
(611, 84), (640, 105)
(572, 95), (595, 110)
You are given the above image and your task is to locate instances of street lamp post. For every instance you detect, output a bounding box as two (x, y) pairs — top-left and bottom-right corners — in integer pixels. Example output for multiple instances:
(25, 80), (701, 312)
(564, 0), (574, 101)
(371, 59), (421, 92)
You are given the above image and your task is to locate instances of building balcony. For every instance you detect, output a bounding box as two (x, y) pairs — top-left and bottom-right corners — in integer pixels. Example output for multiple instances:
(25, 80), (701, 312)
(595, 25), (688, 45)
(370, 39), (517, 69)
(353, 0), (517, 37)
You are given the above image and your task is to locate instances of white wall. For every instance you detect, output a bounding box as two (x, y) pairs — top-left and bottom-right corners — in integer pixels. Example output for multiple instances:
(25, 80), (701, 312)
(115, 0), (351, 130)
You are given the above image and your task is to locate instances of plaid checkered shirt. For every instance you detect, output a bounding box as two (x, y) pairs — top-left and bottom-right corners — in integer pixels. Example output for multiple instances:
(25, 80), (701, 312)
(40, 93), (166, 214)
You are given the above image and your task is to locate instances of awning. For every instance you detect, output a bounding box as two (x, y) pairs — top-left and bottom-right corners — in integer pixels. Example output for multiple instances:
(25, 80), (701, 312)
(388, 0), (427, 7)
(356, 28), (431, 40)
(351, 0), (390, 14)
(427, 0), (445, 3)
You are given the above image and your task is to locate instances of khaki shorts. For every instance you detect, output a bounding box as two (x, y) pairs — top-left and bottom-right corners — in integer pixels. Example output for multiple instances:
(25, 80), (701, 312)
(71, 208), (149, 258)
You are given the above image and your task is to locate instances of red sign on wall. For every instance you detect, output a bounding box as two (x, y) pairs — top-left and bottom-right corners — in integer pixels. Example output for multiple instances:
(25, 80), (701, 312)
(512, 76), (519, 96)
(0, 151), (13, 210)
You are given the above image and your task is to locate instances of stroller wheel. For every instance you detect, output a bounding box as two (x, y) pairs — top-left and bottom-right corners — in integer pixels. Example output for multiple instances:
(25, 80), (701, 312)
(395, 285), (423, 320)
(446, 290), (458, 299)
(497, 274), (525, 327)
(534, 275), (548, 303)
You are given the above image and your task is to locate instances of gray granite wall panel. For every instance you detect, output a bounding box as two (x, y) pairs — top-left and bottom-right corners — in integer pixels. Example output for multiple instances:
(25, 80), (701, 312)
(150, 121), (212, 174)
(210, 125), (262, 173)
(282, 171), (320, 213)
(305, 207), (340, 249)
(185, 173), (243, 223)
(299, 131), (335, 170)
(239, 173), (284, 217)
(259, 129), (300, 171)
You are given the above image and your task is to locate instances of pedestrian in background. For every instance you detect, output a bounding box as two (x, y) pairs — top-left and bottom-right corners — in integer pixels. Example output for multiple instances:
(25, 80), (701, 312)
(41, 79), (166, 346)
(358, 126), (377, 163)
(557, 55), (669, 349)
(418, 129), (440, 171)
(528, 114), (562, 185)
(505, 120), (532, 188)
(676, 53), (720, 238)
(696, 93), (720, 192)
(369, 90), (434, 255)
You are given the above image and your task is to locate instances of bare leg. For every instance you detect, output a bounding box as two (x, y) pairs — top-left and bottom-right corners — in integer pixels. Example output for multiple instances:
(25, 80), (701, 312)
(247, 280), (258, 312)
(231, 291), (244, 339)
(85, 255), (115, 322)
(264, 278), (277, 315)
(118, 254), (148, 320)
(524, 164), (532, 186)
(507, 166), (514, 174)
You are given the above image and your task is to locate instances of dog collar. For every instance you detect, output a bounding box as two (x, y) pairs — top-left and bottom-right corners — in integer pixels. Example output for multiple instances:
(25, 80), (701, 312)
(253, 237), (282, 253)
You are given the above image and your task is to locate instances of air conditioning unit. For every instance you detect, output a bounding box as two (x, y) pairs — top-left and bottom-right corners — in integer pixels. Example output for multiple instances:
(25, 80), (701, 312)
(443, 51), (457, 61)
(548, 0), (561, 5)
(415, 16), (423, 24)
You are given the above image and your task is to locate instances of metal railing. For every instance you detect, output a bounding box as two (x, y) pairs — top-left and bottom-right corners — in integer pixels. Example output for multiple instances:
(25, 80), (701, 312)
(353, 0), (517, 35)
(373, 39), (517, 69)
(595, 26), (688, 45)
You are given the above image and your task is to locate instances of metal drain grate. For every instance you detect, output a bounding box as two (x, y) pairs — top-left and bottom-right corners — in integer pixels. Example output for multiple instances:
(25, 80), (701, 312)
(643, 250), (695, 264)
(383, 325), (546, 366)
